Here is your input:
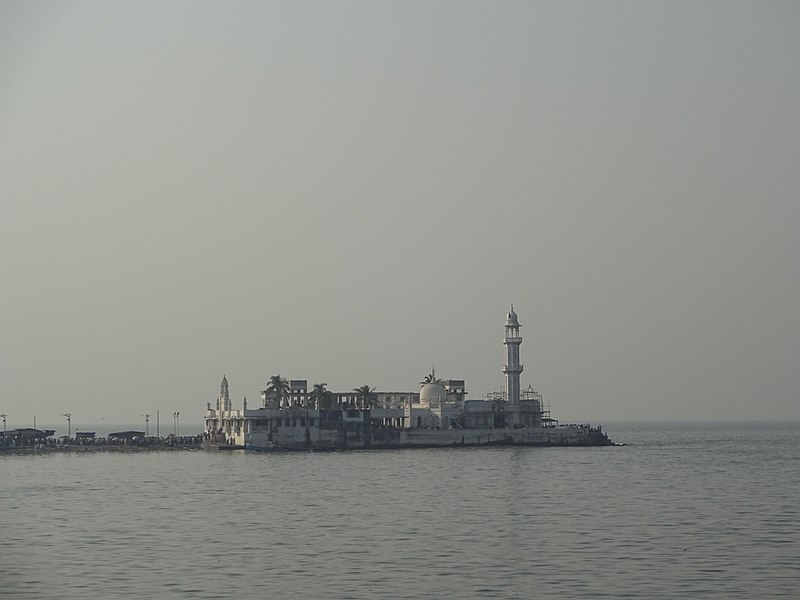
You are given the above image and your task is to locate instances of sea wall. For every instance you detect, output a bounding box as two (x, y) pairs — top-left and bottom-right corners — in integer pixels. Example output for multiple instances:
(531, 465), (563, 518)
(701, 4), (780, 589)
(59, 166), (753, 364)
(242, 424), (609, 450)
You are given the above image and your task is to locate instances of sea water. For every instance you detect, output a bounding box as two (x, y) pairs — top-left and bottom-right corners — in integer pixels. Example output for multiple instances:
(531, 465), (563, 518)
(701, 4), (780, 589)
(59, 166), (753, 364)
(1, 421), (798, 599)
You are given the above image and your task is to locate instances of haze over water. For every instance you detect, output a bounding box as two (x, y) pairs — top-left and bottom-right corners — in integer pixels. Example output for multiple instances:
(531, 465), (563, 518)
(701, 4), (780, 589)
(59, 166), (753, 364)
(2, 421), (797, 599)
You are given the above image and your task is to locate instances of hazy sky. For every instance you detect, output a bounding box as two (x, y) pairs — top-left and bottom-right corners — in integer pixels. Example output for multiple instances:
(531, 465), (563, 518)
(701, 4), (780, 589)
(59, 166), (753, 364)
(1, 0), (798, 429)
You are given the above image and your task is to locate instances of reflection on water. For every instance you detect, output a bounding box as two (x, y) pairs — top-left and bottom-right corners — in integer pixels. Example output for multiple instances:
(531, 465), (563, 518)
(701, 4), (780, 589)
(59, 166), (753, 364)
(1, 422), (798, 599)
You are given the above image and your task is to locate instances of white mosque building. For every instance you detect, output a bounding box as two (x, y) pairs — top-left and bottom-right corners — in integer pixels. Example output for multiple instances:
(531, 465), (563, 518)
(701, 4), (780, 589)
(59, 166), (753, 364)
(203, 307), (609, 449)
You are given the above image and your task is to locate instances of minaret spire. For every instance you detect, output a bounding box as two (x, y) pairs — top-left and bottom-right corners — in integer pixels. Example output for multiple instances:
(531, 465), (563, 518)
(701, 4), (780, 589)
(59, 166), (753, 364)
(219, 374), (231, 412)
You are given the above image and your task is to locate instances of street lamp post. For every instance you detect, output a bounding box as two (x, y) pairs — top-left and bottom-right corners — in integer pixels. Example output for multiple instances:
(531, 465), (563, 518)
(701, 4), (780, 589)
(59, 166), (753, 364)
(1, 413), (6, 447)
(142, 413), (151, 437)
(176, 412), (180, 437)
(61, 413), (72, 440)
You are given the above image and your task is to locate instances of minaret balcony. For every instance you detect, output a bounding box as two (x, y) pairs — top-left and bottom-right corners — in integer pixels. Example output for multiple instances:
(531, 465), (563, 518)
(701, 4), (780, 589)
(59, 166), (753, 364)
(502, 364), (524, 373)
(503, 337), (522, 344)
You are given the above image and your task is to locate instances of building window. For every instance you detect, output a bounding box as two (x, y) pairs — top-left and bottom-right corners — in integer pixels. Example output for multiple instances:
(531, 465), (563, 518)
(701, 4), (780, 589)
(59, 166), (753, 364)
(300, 418), (305, 427)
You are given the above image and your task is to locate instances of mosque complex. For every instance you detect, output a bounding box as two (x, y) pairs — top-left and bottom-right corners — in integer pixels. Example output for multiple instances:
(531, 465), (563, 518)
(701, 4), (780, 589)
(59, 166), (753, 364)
(203, 307), (610, 449)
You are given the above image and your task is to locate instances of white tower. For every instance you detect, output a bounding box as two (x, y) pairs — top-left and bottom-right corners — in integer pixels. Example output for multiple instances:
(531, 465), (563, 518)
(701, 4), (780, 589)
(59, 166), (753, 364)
(218, 375), (231, 412)
(502, 306), (523, 426)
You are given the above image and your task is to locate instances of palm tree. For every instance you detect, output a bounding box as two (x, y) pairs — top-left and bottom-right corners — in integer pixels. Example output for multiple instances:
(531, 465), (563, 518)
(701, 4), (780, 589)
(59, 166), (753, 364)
(309, 382), (334, 410)
(307, 383), (323, 409)
(266, 375), (291, 408)
(420, 367), (440, 385)
(353, 385), (377, 410)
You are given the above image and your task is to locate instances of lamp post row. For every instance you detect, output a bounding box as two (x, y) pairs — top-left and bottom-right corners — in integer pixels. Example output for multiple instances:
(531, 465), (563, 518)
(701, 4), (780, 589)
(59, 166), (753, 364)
(0, 411), (182, 441)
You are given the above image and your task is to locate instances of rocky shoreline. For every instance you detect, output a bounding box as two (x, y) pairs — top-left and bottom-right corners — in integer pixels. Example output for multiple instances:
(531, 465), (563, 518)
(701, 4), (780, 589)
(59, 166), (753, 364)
(0, 443), (204, 454)
(0, 433), (205, 454)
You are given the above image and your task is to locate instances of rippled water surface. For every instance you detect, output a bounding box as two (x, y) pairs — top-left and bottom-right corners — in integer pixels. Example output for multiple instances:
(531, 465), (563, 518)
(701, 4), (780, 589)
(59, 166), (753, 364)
(1, 422), (798, 599)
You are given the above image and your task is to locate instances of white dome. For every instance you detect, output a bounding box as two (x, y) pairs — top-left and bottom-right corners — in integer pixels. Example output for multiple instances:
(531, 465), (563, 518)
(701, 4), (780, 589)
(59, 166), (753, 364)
(419, 382), (448, 407)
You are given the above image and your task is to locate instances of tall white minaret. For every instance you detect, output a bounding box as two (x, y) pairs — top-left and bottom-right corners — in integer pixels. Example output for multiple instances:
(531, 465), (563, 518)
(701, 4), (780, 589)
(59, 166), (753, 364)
(218, 375), (231, 412)
(502, 306), (523, 425)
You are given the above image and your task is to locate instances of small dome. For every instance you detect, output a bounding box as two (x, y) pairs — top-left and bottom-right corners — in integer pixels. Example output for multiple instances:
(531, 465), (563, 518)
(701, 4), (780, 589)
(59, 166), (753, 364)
(419, 382), (449, 407)
(506, 306), (519, 326)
